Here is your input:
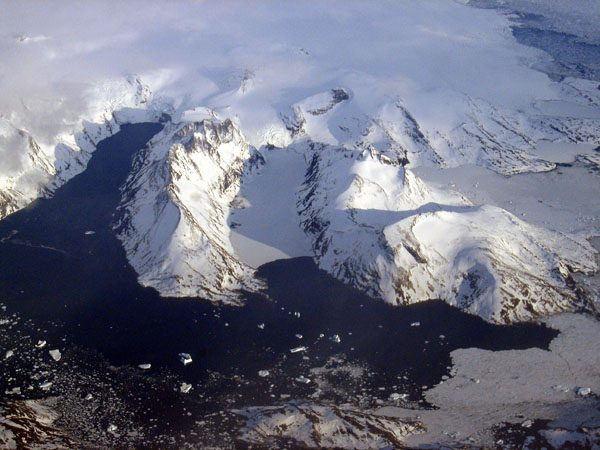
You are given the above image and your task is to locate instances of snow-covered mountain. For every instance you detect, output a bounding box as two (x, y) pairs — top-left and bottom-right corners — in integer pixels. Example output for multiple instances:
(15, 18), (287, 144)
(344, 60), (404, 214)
(0, 76), (163, 220)
(297, 143), (596, 323)
(110, 84), (598, 321)
(1, 0), (599, 322)
(114, 116), (265, 302)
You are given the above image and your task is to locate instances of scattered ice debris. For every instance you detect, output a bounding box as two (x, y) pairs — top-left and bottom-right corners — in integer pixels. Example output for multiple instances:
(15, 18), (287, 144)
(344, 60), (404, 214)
(257, 323), (265, 330)
(522, 419), (534, 428)
(49, 349), (61, 361)
(258, 370), (270, 378)
(5, 387), (21, 395)
(330, 334), (341, 343)
(0, 319), (9, 325)
(39, 381), (53, 390)
(410, 322), (421, 327)
(35, 340), (46, 348)
(294, 311), (301, 318)
(290, 346), (307, 354)
(180, 383), (192, 394)
(84, 230), (96, 235)
(5, 350), (14, 359)
(107, 424), (118, 434)
(389, 393), (408, 401)
(85, 394), (93, 401)
(295, 334), (303, 339)
(577, 387), (592, 397)
(178, 353), (192, 365)
(138, 363), (151, 370)
(295, 376), (311, 384)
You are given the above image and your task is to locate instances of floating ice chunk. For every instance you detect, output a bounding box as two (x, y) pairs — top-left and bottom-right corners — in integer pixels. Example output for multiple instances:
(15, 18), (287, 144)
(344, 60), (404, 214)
(35, 340), (46, 348)
(258, 370), (270, 377)
(107, 424), (118, 434)
(49, 349), (61, 361)
(178, 353), (192, 365)
(290, 346), (307, 353)
(84, 231), (96, 235)
(295, 334), (303, 339)
(5, 350), (14, 359)
(257, 323), (265, 329)
(410, 322), (421, 327)
(389, 392), (408, 401)
(521, 419), (534, 428)
(330, 334), (341, 343)
(5, 387), (21, 395)
(180, 383), (192, 394)
(295, 376), (311, 384)
(85, 393), (93, 401)
(294, 312), (301, 318)
(39, 381), (52, 390)
(577, 387), (592, 397)
(138, 363), (151, 370)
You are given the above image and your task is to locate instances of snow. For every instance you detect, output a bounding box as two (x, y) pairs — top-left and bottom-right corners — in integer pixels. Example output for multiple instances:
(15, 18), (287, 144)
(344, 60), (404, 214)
(414, 161), (600, 239)
(298, 145), (596, 322)
(229, 146), (312, 268)
(1, 0), (599, 325)
(376, 313), (600, 448)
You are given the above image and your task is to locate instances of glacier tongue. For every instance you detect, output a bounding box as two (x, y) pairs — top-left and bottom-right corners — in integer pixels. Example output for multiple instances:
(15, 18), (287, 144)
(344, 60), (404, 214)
(115, 118), (265, 303)
(298, 143), (597, 323)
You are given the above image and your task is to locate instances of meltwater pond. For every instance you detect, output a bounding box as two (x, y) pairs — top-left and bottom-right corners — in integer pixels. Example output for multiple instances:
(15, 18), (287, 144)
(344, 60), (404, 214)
(0, 123), (558, 448)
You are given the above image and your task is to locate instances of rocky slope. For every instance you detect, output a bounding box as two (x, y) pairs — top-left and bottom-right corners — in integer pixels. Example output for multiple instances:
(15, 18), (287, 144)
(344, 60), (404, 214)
(115, 117), (265, 302)
(297, 143), (596, 323)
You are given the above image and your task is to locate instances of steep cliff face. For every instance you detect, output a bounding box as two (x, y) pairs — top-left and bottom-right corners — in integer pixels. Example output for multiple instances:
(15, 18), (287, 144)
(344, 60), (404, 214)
(297, 143), (596, 323)
(115, 118), (265, 303)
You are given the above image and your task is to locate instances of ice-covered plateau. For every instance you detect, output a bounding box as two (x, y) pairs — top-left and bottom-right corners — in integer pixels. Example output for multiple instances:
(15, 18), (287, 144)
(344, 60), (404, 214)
(2, 72), (600, 323)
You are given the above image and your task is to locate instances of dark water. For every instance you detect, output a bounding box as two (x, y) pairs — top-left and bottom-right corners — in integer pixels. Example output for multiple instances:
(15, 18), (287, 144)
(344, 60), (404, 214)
(0, 123), (558, 448)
